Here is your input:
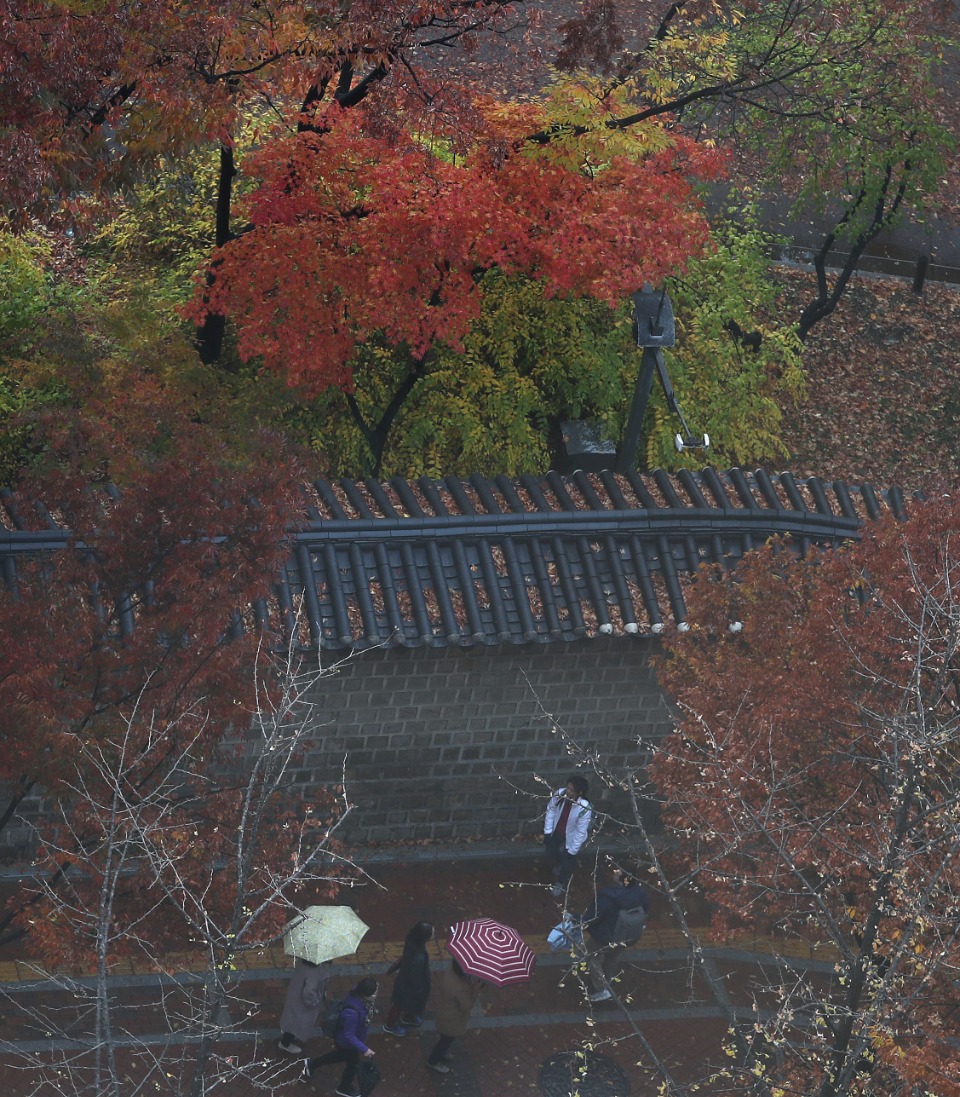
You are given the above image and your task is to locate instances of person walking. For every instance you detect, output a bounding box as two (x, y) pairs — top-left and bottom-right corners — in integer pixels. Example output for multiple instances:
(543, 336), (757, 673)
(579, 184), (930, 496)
(425, 959), (481, 1075)
(579, 865), (649, 1002)
(543, 775), (593, 897)
(278, 958), (330, 1054)
(382, 921), (434, 1036)
(302, 977), (378, 1097)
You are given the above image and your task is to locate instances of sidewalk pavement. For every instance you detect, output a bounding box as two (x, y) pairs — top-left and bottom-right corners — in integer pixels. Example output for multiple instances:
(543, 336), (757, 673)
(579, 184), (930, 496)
(0, 847), (838, 1096)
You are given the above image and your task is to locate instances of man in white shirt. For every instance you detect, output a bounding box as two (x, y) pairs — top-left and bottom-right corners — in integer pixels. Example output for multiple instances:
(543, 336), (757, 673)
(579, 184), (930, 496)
(543, 775), (593, 898)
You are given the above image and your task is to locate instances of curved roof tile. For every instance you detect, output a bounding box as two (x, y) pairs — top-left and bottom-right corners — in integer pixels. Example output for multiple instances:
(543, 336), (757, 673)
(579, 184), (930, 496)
(0, 469), (906, 650)
(287, 468), (902, 649)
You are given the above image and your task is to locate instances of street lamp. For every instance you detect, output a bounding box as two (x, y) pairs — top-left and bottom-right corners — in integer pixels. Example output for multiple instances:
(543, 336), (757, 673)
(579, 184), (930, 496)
(615, 285), (709, 473)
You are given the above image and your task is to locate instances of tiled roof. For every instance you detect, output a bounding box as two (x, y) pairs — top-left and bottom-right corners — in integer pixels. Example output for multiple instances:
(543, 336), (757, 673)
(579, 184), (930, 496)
(284, 467), (903, 648)
(0, 469), (906, 650)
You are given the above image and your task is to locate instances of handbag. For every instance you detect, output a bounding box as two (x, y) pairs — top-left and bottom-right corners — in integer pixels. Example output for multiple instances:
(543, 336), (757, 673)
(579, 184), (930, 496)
(547, 916), (583, 952)
(358, 1057), (382, 1097)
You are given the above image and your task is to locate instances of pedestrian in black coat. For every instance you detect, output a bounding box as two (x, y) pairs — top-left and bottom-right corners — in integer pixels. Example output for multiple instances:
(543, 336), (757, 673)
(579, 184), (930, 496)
(382, 921), (434, 1036)
(580, 866), (649, 1002)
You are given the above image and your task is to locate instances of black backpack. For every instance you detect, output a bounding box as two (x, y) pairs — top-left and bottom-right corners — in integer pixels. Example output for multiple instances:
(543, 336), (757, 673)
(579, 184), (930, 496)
(320, 997), (346, 1039)
(612, 905), (647, 945)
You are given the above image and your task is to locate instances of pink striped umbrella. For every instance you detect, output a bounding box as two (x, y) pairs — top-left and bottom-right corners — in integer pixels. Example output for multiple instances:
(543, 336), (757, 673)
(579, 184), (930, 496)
(446, 918), (536, 986)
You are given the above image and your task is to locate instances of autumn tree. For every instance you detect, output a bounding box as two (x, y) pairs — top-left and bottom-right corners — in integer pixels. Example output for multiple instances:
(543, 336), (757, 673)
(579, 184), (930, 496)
(0, 212), (313, 488)
(182, 0), (945, 473)
(521, 495), (960, 1097)
(3, 640), (354, 1097)
(7, 1), (949, 479)
(0, 0), (532, 361)
(91, 124), (800, 477)
(0, 289), (357, 1096)
(551, 0), (951, 340)
(84, 127), (803, 477)
(189, 95), (722, 473)
(0, 378), (309, 946)
(0, 1), (383, 214)
(644, 498), (960, 1097)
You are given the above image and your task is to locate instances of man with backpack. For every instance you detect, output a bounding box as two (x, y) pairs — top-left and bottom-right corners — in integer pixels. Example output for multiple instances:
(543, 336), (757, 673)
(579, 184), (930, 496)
(578, 863), (649, 1003)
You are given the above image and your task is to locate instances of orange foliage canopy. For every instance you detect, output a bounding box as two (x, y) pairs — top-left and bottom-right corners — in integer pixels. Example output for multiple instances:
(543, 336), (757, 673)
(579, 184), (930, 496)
(0, 389), (348, 964)
(655, 498), (960, 1097)
(191, 104), (723, 393)
(0, 0), (528, 224)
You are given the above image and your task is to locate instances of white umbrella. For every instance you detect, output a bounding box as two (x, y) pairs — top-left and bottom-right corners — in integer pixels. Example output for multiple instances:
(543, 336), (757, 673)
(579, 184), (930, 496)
(283, 905), (370, 964)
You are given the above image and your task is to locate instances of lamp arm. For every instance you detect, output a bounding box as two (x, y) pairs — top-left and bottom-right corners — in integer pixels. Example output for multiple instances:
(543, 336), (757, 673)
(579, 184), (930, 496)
(654, 353), (707, 449)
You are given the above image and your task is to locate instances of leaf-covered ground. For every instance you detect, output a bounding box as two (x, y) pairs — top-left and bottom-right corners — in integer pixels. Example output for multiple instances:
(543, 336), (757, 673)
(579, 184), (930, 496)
(776, 269), (960, 493)
(724, 5), (960, 495)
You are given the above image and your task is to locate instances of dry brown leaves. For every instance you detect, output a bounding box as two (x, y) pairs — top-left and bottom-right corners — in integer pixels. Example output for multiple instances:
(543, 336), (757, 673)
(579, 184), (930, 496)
(777, 268), (960, 493)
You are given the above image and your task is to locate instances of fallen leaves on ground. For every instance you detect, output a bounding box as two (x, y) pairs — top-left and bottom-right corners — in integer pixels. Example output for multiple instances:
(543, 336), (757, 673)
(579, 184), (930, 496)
(776, 269), (960, 492)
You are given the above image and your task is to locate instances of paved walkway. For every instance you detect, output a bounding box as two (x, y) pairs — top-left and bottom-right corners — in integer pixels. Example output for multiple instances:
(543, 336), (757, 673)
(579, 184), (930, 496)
(0, 850), (838, 1096)
(705, 185), (960, 287)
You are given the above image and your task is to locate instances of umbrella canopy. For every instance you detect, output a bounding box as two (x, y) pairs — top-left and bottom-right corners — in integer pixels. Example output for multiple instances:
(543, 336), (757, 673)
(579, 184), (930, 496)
(283, 905), (370, 965)
(446, 918), (536, 986)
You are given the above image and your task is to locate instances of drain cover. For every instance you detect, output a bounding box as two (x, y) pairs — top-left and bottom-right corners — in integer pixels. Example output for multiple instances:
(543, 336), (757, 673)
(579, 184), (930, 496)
(538, 1050), (632, 1097)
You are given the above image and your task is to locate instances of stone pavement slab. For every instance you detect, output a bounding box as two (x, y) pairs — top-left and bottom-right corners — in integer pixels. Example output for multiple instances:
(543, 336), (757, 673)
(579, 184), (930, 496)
(0, 851), (836, 1095)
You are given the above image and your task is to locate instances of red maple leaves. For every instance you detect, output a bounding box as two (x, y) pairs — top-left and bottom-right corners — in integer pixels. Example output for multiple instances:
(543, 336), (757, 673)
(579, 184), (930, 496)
(191, 104), (723, 393)
(655, 499), (960, 1096)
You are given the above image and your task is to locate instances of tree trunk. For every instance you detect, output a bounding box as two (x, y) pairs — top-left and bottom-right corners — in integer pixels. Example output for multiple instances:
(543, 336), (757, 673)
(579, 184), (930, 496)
(797, 166), (909, 342)
(185, 964), (233, 1097)
(346, 354), (430, 476)
(195, 144), (238, 365)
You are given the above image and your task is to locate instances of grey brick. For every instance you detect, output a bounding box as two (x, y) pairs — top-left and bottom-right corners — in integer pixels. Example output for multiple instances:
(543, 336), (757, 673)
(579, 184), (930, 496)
(1, 638), (677, 857)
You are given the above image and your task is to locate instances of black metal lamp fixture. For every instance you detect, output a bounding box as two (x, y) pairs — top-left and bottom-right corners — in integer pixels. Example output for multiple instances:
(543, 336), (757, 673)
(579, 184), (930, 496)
(615, 285), (709, 472)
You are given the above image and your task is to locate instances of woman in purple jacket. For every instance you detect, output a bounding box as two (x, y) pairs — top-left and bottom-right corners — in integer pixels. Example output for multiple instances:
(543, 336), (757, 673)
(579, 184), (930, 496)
(302, 978), (378, 1097)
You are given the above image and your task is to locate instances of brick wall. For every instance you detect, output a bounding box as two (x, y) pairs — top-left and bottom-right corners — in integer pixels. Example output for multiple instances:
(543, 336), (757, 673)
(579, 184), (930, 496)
(297, 635), (672, 846)
(0, 636), (673, 863)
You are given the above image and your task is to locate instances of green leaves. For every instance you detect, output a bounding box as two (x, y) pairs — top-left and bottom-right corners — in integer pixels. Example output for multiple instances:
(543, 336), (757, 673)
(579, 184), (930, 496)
(0, 231), (50, 342)
(644, 210), (804, 471)
(717, 0), (950, 243)
(292, 272), (634, 478)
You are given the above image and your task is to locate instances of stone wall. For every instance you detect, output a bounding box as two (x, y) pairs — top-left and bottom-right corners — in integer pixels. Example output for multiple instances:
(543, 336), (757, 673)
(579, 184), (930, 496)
(0, 636), (674, 864)
(295, 636), (673, 847)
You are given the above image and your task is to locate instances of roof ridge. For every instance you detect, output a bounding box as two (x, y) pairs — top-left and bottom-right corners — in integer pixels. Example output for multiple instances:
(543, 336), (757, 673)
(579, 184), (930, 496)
(1, 468), (910, 649)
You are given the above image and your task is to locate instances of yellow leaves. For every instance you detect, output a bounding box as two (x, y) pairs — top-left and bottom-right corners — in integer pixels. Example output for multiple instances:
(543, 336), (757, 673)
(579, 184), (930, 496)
(477, 96), (548, 146)
(641, 25), (738, 107)
(521, 70), (673, 173)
